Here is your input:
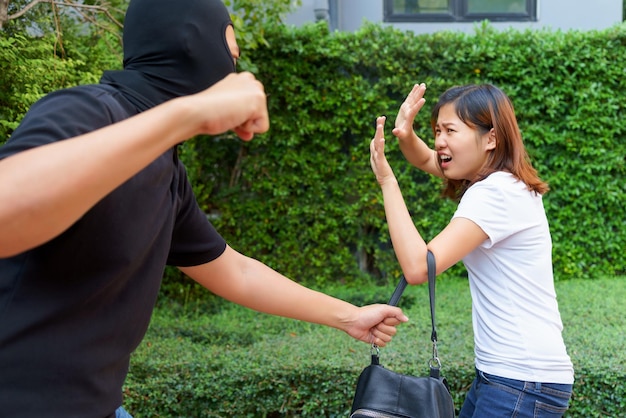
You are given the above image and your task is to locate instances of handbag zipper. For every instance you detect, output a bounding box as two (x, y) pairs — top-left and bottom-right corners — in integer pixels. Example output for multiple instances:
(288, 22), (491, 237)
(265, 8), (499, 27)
(350, 409), (406, 418)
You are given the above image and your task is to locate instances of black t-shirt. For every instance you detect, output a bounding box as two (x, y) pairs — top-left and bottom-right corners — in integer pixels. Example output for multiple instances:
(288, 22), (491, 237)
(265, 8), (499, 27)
(0, 84), (226, 417)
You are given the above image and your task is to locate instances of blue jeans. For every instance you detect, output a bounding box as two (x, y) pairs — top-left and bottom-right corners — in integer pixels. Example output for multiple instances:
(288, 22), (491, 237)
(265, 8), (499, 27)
(458, 369), (572, 418)
(115, 406), (133, 418)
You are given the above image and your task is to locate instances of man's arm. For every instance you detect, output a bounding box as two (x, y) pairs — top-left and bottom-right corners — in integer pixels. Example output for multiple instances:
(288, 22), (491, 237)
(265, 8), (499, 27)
(0, 72), (269, 257)
(180, 246), (408, 347)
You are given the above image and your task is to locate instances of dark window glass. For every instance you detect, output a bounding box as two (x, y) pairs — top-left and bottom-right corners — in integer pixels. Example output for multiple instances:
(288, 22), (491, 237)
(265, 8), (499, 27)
(384, 0), (536, 22)
(467, 0), (526, 14)
(392, 0), (449, 14)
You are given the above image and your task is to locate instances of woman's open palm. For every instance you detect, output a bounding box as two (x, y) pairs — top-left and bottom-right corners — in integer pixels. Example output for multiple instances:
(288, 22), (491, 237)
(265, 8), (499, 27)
(370, 116), (396, 185)
(392, 83), (427, 140)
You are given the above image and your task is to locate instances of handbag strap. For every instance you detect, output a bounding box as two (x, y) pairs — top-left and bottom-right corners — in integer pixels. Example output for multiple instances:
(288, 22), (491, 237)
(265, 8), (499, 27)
(373, 250), (442, 378)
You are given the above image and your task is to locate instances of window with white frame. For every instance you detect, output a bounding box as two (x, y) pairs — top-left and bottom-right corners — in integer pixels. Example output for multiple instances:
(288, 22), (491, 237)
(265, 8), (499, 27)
(384, 0), (537, 22)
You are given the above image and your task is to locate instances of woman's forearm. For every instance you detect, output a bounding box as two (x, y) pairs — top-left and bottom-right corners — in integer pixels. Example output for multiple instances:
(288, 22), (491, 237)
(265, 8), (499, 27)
(380, 179), (429, 284)
(397, 132), (442, 178)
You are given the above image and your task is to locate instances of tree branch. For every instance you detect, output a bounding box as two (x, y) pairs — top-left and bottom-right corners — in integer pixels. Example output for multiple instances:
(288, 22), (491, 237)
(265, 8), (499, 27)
(7, 0), (48, 21)
(8, 0), (123, 29)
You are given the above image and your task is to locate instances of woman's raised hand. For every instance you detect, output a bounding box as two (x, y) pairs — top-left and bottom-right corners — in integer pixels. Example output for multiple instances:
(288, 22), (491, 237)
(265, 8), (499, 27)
(392, 83), (427, 141)
(370, 116), (396, 186)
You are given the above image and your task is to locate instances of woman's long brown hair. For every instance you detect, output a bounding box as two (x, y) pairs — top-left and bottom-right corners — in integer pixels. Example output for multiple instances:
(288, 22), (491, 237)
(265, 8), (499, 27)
(430, 84), (549, 200)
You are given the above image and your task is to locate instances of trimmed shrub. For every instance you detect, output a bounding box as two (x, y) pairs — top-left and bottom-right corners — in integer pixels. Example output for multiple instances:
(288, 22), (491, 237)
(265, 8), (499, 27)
(124, 277), (626, 417)
(180, 22), (626, 287)
(4, 23), (624, 285)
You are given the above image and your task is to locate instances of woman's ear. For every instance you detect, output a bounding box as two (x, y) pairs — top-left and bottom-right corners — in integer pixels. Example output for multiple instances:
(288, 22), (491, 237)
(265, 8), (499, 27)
(485, 128), (497, 151)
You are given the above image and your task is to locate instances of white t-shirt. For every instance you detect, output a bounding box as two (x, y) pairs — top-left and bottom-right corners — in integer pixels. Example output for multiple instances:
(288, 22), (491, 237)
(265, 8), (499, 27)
(453, 171), (574, 384)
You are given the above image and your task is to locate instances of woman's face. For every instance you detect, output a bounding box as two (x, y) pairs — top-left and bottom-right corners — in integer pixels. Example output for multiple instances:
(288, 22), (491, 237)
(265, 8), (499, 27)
(434, 103), (495, 181)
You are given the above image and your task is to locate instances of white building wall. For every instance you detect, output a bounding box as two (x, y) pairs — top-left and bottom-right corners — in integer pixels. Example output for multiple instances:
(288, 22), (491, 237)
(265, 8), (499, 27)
(285, 0), (623, 33)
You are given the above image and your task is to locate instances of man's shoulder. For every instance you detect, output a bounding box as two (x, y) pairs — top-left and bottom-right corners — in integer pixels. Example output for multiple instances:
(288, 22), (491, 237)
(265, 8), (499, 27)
(1, 84), (135, 158)
(38, 84), (133, 118)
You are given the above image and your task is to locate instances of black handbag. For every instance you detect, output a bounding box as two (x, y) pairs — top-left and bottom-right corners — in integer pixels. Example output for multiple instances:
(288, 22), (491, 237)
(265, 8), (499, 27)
(350, 250), (456, 418)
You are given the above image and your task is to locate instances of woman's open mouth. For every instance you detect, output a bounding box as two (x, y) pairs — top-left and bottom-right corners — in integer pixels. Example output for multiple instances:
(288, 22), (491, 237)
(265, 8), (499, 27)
(439, 154), (452, 169)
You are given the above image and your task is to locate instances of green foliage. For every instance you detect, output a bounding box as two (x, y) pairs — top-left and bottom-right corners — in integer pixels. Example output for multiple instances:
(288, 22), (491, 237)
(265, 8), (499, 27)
(124, 277), (626, 417)
(557, 277), (626, 416)
(0, 34), (93, 142)
(3, 0), (57, 36)
(182, 22), (625, 286)
(1, 1), (124, 142)
(3, 17), (624, 284)
(225, 0), (300, 47)
(3, 9), (624, 416)
(223, 0), (301, 72)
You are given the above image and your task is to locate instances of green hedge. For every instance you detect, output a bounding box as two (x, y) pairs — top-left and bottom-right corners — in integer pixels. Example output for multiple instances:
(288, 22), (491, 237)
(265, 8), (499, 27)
(123, 277), (626, 417)
(0, 35), (92, 137)
(0, 32), (119, 139)
(3, 23), (624, 285)
(4, 18), (625, 418)
(179, 22), (626, 286)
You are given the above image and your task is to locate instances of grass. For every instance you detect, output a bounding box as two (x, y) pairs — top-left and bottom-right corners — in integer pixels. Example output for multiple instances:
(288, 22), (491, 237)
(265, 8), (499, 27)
(145, 276), (626, 369)
(127, 276), (626, 416)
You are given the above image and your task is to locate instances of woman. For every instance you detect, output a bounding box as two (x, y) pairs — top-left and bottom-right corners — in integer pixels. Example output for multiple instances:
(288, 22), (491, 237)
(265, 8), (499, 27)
(369, 83), (574, 417)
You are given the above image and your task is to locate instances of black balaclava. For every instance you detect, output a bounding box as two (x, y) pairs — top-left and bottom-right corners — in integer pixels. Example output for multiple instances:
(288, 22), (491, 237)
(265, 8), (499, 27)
(101, 0), (235, 111)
